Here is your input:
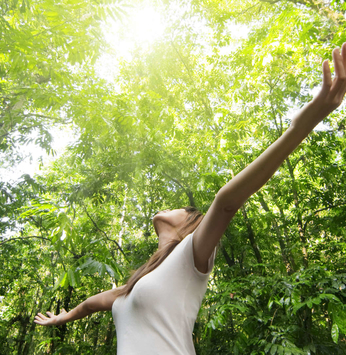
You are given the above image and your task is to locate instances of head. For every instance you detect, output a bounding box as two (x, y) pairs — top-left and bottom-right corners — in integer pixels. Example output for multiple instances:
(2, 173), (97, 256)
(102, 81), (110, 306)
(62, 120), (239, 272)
(112, 206), (204, 300)
(153, 206), (204, 247)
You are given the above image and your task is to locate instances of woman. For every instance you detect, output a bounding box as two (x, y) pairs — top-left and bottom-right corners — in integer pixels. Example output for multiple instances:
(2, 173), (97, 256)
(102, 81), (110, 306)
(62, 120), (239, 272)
(35, 44), (346, 354)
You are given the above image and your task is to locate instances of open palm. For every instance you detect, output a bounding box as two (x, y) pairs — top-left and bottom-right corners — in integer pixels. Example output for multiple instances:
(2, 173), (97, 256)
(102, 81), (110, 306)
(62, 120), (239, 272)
(34, 309), (67, 326)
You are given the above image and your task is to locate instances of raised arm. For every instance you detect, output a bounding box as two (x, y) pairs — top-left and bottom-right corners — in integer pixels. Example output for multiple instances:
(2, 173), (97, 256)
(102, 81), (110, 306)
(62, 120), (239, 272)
(34, 287), (122, 326)
(193, 44), (346, 273)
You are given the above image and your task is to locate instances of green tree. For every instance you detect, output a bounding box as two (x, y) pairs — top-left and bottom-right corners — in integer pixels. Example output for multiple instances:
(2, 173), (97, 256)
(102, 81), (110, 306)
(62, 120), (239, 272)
(2, 0), (346, 353)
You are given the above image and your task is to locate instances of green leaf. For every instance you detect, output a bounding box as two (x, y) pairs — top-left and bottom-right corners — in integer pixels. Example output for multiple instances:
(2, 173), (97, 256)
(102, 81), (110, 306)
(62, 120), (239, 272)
(331, 323), (339, 344)
(270, 344), (278, 355)
(265, 343), (272, 353)
(68, 269), (77, 287)
(54, 271), (67, 291)
(57, 272), (69, 289)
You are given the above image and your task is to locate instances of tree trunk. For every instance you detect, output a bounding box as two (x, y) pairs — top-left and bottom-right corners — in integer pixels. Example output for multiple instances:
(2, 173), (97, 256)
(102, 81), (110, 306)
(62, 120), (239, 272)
(186, 190), (195, 207)
(104, 321), (116, 351)
(50, 286), (73, 353)
(286, 157), (308, 268)
(92, 320), (100, 352)
(221, 244), (235, 267)
(21, 317), (37, 355)
(16, 315), (30, 355)
(241, 206), (263, 265)
(279, 207), (298, 272)
(257, 193), (295, 274)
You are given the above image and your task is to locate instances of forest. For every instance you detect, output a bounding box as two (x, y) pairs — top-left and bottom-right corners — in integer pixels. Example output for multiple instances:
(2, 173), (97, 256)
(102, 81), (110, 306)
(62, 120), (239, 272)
(1, 0), (346, 354)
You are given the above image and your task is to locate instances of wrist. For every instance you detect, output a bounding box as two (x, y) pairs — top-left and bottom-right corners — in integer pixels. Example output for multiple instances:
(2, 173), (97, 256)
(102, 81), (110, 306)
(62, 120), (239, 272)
(290, 101), (324, 134)
(55, 313), (66, 326)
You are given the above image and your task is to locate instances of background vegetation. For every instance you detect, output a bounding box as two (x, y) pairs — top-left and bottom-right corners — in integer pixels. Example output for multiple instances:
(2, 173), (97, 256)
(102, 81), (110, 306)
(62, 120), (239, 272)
(1, 0), (346, 353)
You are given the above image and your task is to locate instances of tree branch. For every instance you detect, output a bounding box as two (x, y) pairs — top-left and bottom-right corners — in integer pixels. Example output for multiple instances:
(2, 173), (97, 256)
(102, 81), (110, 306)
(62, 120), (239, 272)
(0, 235), (75, 256)
(236, 2), (261, 16)
(0, 235), (51, 246)
(302, 202), (346, 231)
(260, 0), (281, 4)
(161, 171), (196, 206)
(83, 206), (128, 261)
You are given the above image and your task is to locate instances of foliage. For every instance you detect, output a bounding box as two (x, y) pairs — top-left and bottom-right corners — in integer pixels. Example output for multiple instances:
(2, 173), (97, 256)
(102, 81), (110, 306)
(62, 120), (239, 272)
(1, 0), (346, 353)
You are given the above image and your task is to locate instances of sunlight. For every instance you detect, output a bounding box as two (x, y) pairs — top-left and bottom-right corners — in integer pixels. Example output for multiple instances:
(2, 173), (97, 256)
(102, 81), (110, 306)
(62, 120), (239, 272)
(129, 6), (165, 44)
(105, 2), (166, 57)
(96, 2), (166, 81)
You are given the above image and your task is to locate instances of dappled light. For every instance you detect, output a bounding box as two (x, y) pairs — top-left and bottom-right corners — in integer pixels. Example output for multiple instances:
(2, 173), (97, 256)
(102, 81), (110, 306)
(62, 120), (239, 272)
(1, 0), (346, 354)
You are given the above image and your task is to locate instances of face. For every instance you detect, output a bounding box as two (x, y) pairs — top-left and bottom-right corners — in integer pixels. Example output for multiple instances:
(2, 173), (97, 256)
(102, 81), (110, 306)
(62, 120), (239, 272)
(152, 208), (189, 236)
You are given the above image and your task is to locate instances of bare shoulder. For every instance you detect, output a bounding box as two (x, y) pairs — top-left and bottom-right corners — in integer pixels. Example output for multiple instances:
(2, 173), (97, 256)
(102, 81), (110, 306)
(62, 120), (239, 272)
(115, 285), (126, 292)
(111, 284), (126, 297)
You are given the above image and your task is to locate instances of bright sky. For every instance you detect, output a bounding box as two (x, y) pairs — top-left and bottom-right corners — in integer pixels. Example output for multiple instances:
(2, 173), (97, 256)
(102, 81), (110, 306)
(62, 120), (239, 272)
(2, 2), (170, 184)
(96, 1), (168, 82)
(0, 126), (76, 184)
(2, 1), (249, 185)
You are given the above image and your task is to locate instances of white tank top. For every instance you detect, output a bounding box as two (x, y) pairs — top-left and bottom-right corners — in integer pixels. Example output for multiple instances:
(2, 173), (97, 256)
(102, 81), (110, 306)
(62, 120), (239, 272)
(112, 232), (216, 355)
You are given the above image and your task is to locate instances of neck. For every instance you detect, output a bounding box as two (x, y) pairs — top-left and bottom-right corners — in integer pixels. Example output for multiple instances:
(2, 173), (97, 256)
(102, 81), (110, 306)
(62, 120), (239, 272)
(156, 223), (179, 250)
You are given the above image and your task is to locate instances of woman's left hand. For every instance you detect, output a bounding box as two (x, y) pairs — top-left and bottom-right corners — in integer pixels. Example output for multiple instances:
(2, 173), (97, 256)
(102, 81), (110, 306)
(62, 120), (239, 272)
(292, 42), (346, 130)
(316, 43), (346, 111)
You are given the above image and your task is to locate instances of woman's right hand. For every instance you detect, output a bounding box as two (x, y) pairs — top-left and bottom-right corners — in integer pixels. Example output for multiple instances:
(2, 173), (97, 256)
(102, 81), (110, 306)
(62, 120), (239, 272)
(34, 309), (67, 326)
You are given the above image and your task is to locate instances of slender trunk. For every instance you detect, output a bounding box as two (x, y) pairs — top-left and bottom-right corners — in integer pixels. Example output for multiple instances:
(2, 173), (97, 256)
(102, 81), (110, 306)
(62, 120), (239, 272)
(104, 321), (115, 351)
(118, 184), (127, 247)
(50, 286), (73, 352)
(241, 206), (263, 265)
(93, 320), (100, 352)
(268, 93), (305, 269)
(21, 317), (36, 355)
(186, 190), (195, 207)
(278, 207), (298, 272)
(275, 223), (294, 274)
(221, 244), (235, 267)
(21, 297), (42, 355)
(297, 306), (313, 347)
(238, 249), (245, 274)
(286, 158), (308, 268)
(257, 193), (295, 274)
(16, 315), (30, 355)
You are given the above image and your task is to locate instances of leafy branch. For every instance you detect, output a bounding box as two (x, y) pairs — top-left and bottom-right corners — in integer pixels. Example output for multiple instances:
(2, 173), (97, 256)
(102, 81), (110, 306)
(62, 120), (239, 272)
(83, 206), (128, 261)
(161, 171), (196, 207)
(0, 235), (75, 256)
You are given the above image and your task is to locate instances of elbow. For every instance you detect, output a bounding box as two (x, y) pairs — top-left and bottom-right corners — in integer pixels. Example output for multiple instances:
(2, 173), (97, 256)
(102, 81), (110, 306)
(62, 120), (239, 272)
(215, 188), (242, 214)
(83, 299), (95, 313)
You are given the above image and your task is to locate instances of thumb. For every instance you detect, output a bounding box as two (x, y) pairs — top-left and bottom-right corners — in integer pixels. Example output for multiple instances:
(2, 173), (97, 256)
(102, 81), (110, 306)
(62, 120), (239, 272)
(61, 308), (67, 314)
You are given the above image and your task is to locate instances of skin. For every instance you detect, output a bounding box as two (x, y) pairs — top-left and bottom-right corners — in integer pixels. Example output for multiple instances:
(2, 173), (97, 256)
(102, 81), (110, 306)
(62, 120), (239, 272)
(192, 45), (346, 273)
(34, 209), (188, 327)
(152, 208), (189, 249)
(35, 44), (346, 327)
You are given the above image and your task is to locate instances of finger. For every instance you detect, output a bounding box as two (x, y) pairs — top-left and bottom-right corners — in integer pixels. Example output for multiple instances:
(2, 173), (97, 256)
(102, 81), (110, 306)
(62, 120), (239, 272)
(333, 47), (345, 77)
(342, 42), (346, 70)
(37, 312), (48, 319)
(62, 308), (67, 313)
(46, 311), (54, 317)
(330, 47), (346, 96)
(340, 42), (346, 98)
(320, 60), (332, 97)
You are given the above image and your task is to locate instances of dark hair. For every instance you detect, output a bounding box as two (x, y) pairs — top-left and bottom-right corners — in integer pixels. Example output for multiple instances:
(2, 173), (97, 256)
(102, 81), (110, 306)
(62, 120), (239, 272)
(113, 206), (204, 299)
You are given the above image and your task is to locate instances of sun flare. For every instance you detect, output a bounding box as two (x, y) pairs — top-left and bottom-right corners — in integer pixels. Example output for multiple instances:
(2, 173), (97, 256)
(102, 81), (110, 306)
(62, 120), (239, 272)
(104, 3), (166, 56)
